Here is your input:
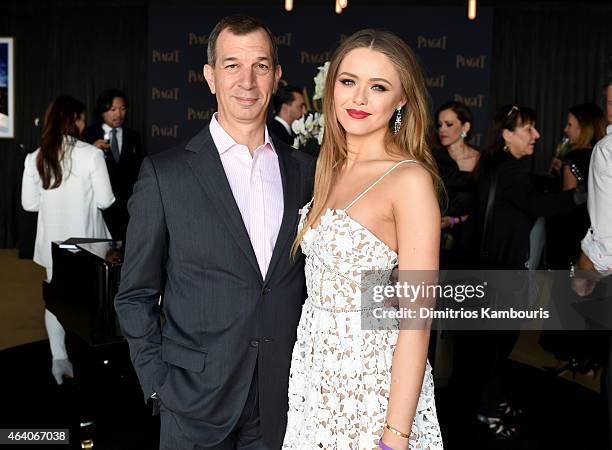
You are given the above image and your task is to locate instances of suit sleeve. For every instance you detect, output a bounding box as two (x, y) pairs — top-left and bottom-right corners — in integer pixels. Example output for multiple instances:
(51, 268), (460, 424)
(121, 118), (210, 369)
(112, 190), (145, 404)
(90, 149), (115, 210)
(499, 165), (576, 218)
(114, 157), (168, 401)
(21, 153), (42, 212)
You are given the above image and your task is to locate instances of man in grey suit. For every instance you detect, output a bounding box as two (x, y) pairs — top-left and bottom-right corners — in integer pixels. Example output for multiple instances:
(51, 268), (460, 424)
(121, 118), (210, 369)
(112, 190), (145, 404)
(115, 15), (315, 450)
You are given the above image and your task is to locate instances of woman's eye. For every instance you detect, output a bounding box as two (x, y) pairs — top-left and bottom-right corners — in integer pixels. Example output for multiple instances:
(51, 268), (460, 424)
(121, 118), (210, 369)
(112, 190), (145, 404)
(371, 84), (387, 92)
(339, 78), (355, 86)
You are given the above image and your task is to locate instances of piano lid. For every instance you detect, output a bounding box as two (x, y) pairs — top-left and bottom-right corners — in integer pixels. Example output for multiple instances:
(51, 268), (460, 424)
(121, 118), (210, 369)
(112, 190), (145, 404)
(76, 240), (124, 266)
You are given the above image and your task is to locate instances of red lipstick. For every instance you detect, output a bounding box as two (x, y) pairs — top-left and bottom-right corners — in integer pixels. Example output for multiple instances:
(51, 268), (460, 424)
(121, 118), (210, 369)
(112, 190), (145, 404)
(346, 109), (371, 119)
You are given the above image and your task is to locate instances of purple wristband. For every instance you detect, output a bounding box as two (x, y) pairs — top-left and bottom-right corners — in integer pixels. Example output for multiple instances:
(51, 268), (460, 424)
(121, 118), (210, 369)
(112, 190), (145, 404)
(378, 439), (395, 450)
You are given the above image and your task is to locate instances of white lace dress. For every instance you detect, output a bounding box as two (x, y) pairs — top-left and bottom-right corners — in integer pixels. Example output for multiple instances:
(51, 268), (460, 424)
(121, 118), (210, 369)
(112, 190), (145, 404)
(283, 183), (443, 449)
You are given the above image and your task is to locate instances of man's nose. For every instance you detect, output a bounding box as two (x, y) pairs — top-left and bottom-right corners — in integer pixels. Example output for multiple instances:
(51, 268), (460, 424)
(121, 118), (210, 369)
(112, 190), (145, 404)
(238, 67), (256, 89)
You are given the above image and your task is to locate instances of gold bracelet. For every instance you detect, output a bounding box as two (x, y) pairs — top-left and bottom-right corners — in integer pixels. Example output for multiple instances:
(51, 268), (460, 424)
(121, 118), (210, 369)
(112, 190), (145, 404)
(384, 421), (410, 439)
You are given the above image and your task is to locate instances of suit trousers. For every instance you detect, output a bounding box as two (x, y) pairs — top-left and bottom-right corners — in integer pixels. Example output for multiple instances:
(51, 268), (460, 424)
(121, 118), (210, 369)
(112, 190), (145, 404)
(159, 365), (269, 450)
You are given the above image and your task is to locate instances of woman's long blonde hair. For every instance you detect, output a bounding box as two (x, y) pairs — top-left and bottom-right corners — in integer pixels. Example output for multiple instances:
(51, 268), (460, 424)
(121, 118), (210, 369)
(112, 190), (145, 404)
(291, 29), (442, 257)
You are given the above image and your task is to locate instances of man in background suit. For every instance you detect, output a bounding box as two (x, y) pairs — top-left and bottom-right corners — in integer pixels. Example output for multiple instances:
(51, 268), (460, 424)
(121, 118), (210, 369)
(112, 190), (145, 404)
(82, 89), (143, 241)
(115, 15), (315, 450)
(268, 85), (306, 146)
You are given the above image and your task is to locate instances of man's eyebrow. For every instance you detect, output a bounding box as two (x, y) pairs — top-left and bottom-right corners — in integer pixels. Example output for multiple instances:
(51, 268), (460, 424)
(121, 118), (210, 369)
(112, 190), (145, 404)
(221, 56), (271, 63)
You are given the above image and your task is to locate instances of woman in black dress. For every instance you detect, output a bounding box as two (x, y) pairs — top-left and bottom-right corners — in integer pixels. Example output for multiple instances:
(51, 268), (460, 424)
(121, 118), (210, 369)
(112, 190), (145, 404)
(457, 105), (585, 440)
(542, 103), (607, 375)
(433, 101), (479, 269)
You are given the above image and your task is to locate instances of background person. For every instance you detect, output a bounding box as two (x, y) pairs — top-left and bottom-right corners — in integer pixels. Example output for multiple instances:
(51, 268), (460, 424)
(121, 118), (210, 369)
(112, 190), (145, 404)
(21, 95), (114, 385)
(269, 84), (307, 145)
(433, 100), (479, 269)
(82, 89), (143, 241)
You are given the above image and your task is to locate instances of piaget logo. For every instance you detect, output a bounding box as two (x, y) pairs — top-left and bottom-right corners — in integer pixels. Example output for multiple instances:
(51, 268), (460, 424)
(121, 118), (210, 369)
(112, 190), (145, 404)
(151, 88), (179, 101)
(454, 94), (485, 109)
(300, 51), (332, 65)
(425, 75), (446, 89)
(187, 107), (215, 121)
(188, 33), (209, 46)
(151, 125), (179, 137)
(456, 54), (486, 69)
(417, 35), (448, 49)
(152, 50), (180, 63)
(187, 70), (206, 84)
(273, 33), (292, 47)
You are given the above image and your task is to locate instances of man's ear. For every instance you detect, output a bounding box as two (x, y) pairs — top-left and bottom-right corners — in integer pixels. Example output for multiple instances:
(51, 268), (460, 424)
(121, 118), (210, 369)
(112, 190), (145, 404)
(273, 64), (283, 93)
(203, 64), (215, 94)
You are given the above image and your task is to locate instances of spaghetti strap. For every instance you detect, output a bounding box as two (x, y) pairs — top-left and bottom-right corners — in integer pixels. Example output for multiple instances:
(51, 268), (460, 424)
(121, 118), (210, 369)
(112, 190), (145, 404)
(344, 159), (417, 212)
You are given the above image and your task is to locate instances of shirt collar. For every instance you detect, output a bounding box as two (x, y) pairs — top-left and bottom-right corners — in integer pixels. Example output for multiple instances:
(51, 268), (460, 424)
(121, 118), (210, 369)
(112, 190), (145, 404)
(607, 124), (612, 135)
(209, 112), (275, 155)
(102, 123), (122, 134)
(274, 116), (292, 135)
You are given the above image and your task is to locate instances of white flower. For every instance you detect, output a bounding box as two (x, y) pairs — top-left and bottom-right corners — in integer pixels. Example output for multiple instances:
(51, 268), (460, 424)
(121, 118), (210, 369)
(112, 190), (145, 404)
(291, 62), (329, 150)
(312, 61), (330, 101)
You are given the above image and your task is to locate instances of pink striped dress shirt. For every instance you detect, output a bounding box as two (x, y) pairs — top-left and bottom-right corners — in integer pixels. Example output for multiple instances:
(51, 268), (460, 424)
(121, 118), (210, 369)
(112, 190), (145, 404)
(209, 113), (284, 279)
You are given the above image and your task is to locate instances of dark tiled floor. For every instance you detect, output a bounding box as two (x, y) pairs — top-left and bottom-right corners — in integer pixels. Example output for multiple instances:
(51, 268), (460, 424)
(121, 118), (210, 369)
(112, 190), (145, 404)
(1, 339), (609, 450)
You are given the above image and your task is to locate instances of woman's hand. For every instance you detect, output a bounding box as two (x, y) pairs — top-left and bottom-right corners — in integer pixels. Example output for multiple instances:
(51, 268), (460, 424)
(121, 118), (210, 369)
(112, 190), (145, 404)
(441, 216), (453, 229)
(380, 428), (410, 450)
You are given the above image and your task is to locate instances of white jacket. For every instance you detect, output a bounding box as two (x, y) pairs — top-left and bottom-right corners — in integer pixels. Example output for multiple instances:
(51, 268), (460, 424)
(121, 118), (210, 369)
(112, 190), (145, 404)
(21, 138), (115, 272)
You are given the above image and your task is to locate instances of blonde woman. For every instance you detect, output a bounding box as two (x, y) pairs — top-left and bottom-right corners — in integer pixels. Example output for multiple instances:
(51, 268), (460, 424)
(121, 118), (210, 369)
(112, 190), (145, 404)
(283, 30), (443, 450)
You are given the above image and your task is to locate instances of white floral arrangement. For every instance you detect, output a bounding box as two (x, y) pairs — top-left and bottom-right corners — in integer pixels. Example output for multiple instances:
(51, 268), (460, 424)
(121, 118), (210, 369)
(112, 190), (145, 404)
(291, 61), (330, 149)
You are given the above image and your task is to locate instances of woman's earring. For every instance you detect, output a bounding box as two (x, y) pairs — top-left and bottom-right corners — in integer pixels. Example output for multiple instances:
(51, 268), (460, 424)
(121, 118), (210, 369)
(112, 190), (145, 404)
(460, 131), (467, 139)
(393, 107), (402, 134)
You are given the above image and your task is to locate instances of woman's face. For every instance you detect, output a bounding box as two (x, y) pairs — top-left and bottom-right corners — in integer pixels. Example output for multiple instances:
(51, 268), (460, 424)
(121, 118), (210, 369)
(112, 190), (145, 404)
(75, 112), (86, 135)
(333, 47), (405, 138)
(504, 120), (540, 159)
(564, 113), (581, 144)
(437, 108), (469, 147)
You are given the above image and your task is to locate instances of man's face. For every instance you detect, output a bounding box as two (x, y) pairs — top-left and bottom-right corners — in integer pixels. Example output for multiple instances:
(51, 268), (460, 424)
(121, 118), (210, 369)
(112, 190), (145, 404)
(286, 92), (307, 125)
(204, 28), (281, 127)
(101, 97), (127, 128)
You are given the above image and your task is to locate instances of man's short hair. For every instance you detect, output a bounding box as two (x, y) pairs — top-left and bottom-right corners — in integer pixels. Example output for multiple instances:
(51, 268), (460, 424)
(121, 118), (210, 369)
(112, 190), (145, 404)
(273, 85), (303, 115)
(207, 15), (278, 67)
(94, 89), (129, 120)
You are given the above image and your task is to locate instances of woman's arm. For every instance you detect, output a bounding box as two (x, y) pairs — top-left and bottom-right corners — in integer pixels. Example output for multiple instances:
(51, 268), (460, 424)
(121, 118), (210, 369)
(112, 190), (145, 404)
(499, 164), (576, 218)
(21, 153), (42, 212)
(382, 164), (440, 449)
(562, 164), (578, 191)
(91, 149), (115, 210)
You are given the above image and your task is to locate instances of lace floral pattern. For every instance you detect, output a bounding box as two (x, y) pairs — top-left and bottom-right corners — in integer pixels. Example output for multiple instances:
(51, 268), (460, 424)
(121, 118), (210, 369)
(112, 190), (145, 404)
(283, 202), (444, 449)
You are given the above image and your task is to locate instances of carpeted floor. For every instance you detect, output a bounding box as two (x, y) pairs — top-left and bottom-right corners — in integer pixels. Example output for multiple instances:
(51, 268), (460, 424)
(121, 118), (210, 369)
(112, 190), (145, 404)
(0, 248), (46, 350)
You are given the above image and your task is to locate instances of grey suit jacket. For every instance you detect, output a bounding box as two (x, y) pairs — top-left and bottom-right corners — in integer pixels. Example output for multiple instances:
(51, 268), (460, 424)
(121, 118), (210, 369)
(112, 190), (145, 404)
(115, 123), (315, 448)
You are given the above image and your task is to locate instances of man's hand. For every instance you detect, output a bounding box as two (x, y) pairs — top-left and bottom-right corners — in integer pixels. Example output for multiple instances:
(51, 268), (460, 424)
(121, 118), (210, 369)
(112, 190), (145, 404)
(93, 139), (111, 151)
(571, 252), (602, 297)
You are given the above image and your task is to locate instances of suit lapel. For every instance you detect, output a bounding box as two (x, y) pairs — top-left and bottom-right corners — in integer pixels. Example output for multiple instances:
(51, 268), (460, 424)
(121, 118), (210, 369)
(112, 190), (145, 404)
(265, 138), (300, 284)
(185, 126), (263, 282)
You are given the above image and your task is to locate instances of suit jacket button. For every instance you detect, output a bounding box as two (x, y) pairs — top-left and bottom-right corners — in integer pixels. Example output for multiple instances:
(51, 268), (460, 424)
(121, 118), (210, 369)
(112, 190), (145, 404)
(262, 287), (271, 295)
(250, 340), (260, 348)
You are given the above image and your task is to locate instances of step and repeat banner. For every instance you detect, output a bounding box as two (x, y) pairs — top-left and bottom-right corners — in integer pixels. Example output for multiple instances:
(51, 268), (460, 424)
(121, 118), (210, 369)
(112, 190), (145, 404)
(148, 5), (492, 154)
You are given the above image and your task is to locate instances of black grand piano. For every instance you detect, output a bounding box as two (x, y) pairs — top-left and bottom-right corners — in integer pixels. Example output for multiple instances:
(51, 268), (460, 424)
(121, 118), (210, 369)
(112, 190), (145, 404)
(43, 239), (153, 448)
(44, 239), (124, 346)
